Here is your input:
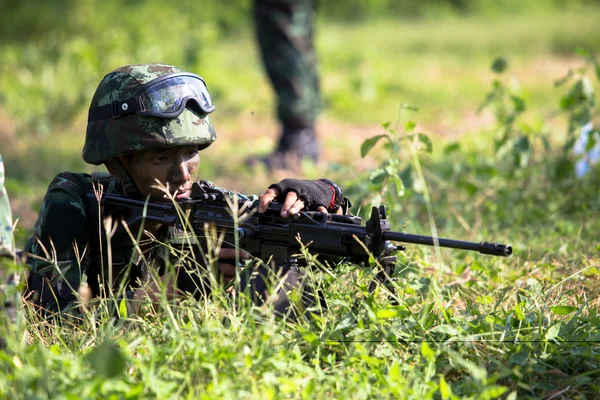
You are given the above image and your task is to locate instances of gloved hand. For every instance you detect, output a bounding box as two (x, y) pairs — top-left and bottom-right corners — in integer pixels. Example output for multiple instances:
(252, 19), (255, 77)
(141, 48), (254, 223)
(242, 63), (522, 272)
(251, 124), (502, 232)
(257, 178), (344, 218)
(268, 178), (343, 212)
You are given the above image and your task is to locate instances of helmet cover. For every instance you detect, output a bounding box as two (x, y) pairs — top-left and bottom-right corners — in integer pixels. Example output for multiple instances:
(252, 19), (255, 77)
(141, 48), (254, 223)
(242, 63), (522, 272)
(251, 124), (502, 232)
(83, 64), (217, 165)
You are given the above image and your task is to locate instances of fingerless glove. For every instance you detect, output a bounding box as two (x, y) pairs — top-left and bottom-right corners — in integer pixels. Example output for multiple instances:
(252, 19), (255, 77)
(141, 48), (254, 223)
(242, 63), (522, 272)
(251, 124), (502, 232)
(269, 178), (343, 212)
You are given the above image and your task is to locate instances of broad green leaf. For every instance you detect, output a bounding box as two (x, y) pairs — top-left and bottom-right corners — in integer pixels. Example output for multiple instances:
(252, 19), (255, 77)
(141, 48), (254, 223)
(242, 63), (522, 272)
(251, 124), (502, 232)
(510, 95), (526, 113)
(509, 351), (529, 365)
(513, 135), (530, 152)
(459, 179), (478, 196)
(400, 165), (413, 188)
(50, 345), (61, 356)
(585, 131), (598, 151)
(405, 120), (416, 132)
(85, 340), (126, 379)
(480, 385), (508, 399)
(389, 361), (402, 381)
(381, 121), (391, 130)
(376, 308), (398, 319)
(514, 303), (525, 321)
(545, 322), (562, 340)
(417, 133), (433, 153)
(485, 315), (503, 325)
(430, 325), (458, 335)
(573, 108), (592, 126)
(119, 297), (128, 318)
(303, 379), (316, 398)
(560, 94), (575, 110)
(571, 77), (594, 103)
(334, 313), (356, 331)
(389, 175), (406, 197)
(554, 71), (572, 87)
(439, 375), (452, 400)
(400, 103), (419, 111)
(451, 354), (487, 382)
(369, 167), (387, 185)
(491, 57), (508, 73)
(421, 341), (435, 362)
(551, 306), (578, 315)
(443, 142), (460, 155)
(361, 134), (388, 158)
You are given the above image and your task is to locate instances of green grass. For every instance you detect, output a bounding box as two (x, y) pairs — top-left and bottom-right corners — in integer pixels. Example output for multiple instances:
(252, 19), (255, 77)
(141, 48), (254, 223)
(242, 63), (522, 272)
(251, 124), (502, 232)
(2, 7), (600, 399)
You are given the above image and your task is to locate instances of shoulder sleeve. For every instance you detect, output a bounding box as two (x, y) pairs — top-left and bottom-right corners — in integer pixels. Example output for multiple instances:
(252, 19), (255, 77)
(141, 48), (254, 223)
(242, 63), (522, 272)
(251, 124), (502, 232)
(28, 172), (93, 314)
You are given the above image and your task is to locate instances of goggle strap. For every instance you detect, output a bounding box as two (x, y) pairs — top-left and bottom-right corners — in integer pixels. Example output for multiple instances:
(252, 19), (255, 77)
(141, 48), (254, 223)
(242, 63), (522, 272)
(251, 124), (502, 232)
(88, 98), (141, 122)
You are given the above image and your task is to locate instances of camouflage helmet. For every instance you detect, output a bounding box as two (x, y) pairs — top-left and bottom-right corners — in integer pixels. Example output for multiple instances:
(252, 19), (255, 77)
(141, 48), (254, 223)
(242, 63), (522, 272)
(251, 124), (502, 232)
(83, 63), (217, 165)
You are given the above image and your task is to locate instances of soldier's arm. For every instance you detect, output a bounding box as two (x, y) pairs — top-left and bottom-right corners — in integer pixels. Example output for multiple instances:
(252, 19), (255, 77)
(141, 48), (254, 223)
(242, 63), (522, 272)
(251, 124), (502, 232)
(26, 172), (92, 318)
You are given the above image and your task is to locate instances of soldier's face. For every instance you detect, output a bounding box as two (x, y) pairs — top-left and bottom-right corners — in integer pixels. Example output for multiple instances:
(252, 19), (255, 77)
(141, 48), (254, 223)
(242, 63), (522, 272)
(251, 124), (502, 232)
(120, 145), (200, 202)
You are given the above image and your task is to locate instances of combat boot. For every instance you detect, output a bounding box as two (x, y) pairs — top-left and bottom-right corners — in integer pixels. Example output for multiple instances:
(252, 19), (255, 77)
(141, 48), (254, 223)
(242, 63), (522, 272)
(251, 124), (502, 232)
(247, 127), (320, 171)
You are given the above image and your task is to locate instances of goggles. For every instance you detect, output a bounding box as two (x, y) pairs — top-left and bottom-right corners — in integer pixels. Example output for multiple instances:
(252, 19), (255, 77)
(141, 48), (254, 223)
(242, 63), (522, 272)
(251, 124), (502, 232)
(88, 73), (215, 122)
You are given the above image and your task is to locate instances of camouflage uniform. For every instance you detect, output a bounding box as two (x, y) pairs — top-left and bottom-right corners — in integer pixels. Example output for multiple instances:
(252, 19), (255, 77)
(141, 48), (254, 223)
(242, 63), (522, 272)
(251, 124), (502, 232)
(26, 64), (321, 319)
(254, 0), (321, 158)
(1, 153), (16, 327)
(26, 172), (266, 316)
(0, 153), (14, 259)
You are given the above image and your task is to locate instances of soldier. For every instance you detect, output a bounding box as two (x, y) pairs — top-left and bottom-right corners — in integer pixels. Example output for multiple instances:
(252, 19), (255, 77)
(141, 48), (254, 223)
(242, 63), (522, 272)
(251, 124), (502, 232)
(25, 63), (344, 320)
(249, 0), (321, 169)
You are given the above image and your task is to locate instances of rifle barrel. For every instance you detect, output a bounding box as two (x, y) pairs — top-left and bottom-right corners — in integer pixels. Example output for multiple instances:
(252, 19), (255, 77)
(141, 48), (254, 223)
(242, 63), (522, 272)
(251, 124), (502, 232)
(382, 231), (512, 257)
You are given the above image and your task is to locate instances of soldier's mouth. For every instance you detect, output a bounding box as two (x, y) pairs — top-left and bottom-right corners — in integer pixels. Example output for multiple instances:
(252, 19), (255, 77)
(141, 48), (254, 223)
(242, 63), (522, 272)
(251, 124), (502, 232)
(174, 189), (191, 200)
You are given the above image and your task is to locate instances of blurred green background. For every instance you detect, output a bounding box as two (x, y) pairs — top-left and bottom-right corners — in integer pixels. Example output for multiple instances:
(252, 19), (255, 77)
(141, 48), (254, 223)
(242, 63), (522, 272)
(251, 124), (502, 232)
(3, 3), (600, 397)
(1, 0), (600, 242)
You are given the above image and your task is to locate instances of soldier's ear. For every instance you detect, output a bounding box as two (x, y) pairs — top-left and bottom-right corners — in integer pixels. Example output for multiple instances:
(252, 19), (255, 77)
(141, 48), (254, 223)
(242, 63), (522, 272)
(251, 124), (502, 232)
(105, 154), (135, 177)
(104, 159), (124, 177)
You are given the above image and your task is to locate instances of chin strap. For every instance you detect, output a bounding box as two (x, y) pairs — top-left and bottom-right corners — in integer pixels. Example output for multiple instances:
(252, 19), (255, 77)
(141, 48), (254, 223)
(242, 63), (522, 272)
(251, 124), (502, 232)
(104, 159), (143, 199)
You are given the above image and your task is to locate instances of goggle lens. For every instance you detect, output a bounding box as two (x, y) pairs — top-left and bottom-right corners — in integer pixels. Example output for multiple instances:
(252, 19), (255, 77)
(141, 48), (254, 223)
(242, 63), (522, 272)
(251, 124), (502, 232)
(88, 73), (215, 122)
(141, 76), (214, 116)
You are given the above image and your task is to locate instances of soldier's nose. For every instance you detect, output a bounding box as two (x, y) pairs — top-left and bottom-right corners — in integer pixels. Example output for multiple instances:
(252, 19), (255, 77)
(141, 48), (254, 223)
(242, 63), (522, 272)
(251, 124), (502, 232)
(171, 162), (191, 185)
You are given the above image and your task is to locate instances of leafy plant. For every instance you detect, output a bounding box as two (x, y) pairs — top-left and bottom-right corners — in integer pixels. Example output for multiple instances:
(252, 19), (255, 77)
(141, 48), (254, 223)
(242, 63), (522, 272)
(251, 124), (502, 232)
(477, 56), (549, 173)
(357, 104), (433, 216)
(555, 48), (600, 151)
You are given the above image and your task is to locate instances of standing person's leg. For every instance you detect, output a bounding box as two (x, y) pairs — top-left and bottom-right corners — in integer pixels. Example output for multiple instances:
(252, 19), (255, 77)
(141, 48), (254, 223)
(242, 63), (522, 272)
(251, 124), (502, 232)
(251, 0), (322, 169)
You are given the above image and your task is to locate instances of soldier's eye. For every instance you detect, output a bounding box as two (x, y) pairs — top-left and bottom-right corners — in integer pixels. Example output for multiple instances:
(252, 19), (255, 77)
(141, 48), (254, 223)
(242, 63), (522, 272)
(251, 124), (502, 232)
(185, 150), (198, 159)
(152, 155), (169, 164)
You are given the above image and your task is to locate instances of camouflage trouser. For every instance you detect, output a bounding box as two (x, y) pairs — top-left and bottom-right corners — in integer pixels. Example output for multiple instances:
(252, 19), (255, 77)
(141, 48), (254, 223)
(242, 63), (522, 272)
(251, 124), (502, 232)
(0, 153), (14, 259)
(254, 0), (321, 131)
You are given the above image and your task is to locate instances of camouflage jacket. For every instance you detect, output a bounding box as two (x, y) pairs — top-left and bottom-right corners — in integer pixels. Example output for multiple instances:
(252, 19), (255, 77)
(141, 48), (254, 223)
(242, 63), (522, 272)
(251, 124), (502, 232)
(0, 153), (14, 259)
(27, 171), (253, 317)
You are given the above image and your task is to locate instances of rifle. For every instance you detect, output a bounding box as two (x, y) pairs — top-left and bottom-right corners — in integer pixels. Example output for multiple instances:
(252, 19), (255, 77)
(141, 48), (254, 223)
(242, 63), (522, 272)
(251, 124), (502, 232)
(87, 182), (511, 275)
